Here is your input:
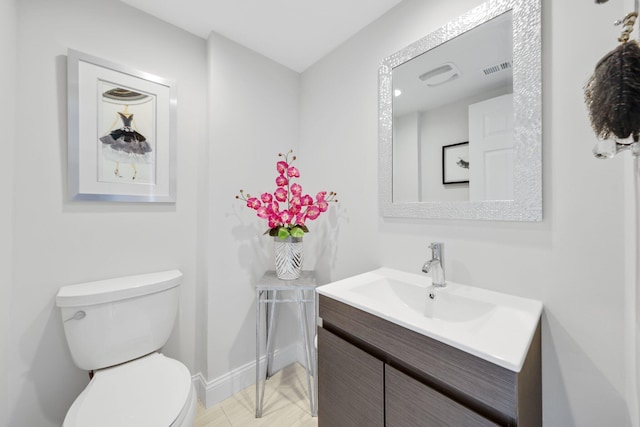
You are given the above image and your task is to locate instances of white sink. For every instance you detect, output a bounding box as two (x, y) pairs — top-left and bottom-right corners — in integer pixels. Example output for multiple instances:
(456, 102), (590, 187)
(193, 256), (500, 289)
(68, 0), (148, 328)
(316, 267), (543, 372)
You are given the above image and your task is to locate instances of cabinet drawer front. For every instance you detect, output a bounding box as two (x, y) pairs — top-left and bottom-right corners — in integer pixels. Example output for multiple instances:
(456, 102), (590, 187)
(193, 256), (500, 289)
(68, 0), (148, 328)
(386, 365), (500, 427)
(318, 327), (385, 427)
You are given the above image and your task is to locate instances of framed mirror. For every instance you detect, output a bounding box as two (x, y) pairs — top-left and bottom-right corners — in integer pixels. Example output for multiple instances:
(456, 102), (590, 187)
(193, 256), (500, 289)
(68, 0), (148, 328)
(379, 0), (541, 221)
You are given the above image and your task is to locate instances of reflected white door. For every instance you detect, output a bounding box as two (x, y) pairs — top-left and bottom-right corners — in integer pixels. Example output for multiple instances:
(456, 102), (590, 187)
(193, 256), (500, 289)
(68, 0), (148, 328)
(468, 93), (514, 201)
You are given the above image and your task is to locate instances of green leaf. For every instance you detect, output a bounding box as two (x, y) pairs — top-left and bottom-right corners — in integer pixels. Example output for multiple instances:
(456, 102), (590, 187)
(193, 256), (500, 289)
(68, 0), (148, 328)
(267, 228), (279, 236)
(290, 226), (305, 238)
(277, 227), (291, 239)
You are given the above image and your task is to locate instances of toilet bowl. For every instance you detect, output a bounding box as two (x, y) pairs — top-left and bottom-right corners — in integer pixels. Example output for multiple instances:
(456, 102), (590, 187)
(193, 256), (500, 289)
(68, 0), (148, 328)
(56, 270), (196, 427)
(63, 353), (196, 427)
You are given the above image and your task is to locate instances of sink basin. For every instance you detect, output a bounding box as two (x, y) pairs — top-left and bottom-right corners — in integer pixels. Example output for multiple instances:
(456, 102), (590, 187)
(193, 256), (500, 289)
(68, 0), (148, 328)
(350, 278), (496, 323)
(316, 267), (543, 372)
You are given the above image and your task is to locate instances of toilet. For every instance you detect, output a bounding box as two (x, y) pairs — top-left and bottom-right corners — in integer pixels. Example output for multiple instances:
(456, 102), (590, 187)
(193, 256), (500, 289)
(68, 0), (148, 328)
(55, 270), (197, 427)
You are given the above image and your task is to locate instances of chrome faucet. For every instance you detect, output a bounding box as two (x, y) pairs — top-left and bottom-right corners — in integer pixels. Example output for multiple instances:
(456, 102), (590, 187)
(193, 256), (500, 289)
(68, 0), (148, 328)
(422, 242), (446, 287)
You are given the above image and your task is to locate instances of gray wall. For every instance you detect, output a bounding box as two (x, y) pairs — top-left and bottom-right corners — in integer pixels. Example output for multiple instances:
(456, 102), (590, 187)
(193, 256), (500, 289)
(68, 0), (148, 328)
(7, 0), (206, 425)
(203, 31), (302, 402)
(299, 0), (635, 425)
(0, 0), (17, 425)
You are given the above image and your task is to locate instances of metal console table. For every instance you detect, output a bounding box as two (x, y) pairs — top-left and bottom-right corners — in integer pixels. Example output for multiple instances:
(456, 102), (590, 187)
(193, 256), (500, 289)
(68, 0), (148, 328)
(255, 270), (318, 418)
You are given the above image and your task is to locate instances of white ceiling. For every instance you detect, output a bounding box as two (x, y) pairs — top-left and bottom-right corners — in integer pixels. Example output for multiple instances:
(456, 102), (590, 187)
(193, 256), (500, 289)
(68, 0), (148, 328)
(120, 0), (404, 73)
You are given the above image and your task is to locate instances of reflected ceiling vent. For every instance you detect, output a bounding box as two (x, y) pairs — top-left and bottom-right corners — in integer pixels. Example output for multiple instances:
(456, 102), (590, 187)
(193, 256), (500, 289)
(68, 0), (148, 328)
(418, 62), (461, 87)
(482, 60), (512, 76)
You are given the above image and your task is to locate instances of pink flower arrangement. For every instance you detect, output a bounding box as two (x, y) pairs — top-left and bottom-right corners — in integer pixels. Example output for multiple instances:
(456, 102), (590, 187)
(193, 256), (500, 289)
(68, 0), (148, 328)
(236, 150), (338, 239)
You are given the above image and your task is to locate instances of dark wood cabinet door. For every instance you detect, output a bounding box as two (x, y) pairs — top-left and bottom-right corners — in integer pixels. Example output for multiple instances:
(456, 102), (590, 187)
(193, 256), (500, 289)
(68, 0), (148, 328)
(386, 365), (500, 427)
(318, 327), (384, 427)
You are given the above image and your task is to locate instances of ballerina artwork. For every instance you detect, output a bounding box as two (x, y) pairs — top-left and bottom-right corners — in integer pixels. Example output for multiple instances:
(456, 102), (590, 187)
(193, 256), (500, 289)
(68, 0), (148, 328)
(99, 86), (155, 184)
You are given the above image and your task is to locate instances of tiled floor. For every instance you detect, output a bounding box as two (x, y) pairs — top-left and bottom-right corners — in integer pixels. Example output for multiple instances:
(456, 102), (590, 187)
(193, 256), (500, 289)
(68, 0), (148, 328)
(195, 363), (317, 427)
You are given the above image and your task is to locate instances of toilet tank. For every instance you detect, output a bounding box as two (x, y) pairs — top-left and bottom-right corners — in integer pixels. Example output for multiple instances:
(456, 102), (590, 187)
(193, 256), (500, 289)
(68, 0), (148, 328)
(56, 270), (182, 371)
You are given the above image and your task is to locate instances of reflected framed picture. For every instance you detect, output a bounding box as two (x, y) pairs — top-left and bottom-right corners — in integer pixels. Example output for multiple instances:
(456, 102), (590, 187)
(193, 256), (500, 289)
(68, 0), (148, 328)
(67, 49), (177, 202)
(442, 142), (469, 185)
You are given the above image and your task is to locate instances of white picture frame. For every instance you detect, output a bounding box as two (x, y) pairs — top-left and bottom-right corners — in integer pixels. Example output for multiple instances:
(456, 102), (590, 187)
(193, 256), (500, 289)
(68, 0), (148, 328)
(67, 49), (177, 202)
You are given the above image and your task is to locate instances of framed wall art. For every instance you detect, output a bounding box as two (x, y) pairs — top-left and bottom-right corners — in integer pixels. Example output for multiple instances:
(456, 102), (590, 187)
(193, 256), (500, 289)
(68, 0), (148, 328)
(442, 142), (469, 185)
(67, 49), (177, 202)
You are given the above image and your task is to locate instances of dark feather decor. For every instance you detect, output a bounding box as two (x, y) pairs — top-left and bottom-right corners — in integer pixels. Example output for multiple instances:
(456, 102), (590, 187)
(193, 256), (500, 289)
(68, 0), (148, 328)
(585, 12), (640, 142)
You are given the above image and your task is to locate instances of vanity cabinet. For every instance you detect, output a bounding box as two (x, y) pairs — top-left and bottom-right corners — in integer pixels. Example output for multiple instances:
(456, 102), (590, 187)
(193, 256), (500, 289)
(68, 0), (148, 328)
(317, 295), (541, 427)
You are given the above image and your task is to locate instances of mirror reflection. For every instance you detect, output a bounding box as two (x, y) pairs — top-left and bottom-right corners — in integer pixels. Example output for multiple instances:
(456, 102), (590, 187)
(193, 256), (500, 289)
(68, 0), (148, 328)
(392, 11), (513, 203)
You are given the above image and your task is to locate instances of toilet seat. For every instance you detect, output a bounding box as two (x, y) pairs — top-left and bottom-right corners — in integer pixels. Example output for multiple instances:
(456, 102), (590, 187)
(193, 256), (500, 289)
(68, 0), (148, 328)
(63, 352), (194, 427)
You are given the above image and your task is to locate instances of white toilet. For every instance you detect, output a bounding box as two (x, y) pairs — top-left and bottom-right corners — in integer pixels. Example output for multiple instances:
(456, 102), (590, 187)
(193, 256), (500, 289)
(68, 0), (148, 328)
(56, 270), (197, 427)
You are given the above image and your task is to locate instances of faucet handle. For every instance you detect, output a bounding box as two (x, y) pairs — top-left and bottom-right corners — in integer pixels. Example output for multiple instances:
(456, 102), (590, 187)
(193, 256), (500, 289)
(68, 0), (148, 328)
(429, 242), (443, 259)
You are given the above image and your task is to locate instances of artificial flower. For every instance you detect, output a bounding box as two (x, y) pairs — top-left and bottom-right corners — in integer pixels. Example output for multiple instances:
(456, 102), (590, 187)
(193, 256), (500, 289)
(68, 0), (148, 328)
(236, 150), (337, 239)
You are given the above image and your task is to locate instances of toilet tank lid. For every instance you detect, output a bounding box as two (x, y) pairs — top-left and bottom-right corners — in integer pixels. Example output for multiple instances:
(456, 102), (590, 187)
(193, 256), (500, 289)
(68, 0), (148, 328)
(56, 270), (182, 308)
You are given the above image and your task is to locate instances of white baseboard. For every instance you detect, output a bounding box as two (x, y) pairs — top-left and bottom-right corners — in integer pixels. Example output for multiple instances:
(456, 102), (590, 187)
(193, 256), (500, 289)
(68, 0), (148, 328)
(192, 343), (303, 408)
